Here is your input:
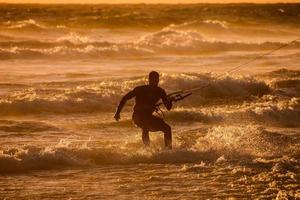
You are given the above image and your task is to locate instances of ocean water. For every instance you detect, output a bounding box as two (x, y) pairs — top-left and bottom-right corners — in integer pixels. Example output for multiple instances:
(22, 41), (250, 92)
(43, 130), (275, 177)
(0, 3), (300, 199)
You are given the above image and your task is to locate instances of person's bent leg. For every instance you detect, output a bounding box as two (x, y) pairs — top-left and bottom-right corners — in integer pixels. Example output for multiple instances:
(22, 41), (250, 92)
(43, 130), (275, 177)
(142, 129), (150, 147)
(147, 115), (172, 149)
(162, 124), (172, 149)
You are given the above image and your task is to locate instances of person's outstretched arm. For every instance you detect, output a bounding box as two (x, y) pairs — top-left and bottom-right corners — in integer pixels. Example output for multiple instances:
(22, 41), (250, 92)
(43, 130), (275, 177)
(114, 89), (136, 121)
(162, 90), (172, 111)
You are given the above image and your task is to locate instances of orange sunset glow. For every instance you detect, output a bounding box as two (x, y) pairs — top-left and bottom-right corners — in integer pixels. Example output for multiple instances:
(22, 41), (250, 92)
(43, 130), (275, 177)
(1, 0), (300, 3)
(0, 1), (299, 200)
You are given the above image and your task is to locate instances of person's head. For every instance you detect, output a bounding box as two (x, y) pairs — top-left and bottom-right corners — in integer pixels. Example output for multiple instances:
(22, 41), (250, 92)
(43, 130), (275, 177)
(148, 71), (159, 87)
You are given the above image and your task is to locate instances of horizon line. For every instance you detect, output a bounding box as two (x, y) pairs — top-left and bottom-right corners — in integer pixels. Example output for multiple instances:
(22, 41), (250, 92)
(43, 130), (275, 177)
(0, 2), (299, 4)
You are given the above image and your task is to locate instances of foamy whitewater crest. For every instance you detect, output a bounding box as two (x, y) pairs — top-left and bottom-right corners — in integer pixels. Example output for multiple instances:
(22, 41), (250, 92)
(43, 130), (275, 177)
(0, 87), (119, 115)
(188, 95), (300, 127)
(265, 68), (300, 79)
(163, 97), (300, 127)
(257, 69), (300, 97)
(165, 19), (229, 33)
(137, 28), (204, 50)
(0, 125), (299, 174)
(7, 19), (48, 31)
(0, 43), (154, 60)
(163, 19), (300, 43)
(0, 137), (215, 173)
(56, 32), (93, 44)
(244, 97), (300, 126)
(203, 20), (229, 29)
(1, 25), (300, 60)
(193, 125), (300, 157)
(0, 76), (149, 115)
(272, 79), (300, 97)
(0, 73), (271, 115)
(136, 28), (300, 54)
(160, 73), (270, 105)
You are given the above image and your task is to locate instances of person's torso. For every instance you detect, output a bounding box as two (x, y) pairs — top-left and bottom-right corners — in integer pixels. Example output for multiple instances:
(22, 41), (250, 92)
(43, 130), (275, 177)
(133, 85), (165, 115)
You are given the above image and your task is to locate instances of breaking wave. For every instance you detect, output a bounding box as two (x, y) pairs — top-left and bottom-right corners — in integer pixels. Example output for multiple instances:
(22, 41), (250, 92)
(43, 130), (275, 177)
(1, 27), (300, 60)
(163, 97), (300, 127)
(0, 73), (270, 115)
(0, 125), (298, 173)
(6, 19), (48, 31)
(0, 71), (298, 127)
(266, 68), (300, 79)
(229, 97), (300, 127)
(195, 125), (300, 157)
(1, 4), (300, 29)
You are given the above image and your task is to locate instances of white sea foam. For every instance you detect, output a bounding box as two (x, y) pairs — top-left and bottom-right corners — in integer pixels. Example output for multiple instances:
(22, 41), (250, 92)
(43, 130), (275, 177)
(0, 73), (271, 115)
(0, 125), (298, 174)
(57, 32), (93, 44)
(1, 24), (299, 60)
(8, 19), (47, 30)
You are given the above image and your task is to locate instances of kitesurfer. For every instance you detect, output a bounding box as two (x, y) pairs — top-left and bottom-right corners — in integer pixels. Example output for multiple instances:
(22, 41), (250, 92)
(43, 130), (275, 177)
(114, 71), (173, 149)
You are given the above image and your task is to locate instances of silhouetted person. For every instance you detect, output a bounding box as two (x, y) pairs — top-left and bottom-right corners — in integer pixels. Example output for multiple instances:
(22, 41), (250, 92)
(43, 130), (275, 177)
(114, 71), (173, 149)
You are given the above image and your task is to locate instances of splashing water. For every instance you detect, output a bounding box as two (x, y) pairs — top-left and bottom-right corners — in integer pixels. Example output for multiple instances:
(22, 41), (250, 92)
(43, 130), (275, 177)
(0, 3), (299, 200)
